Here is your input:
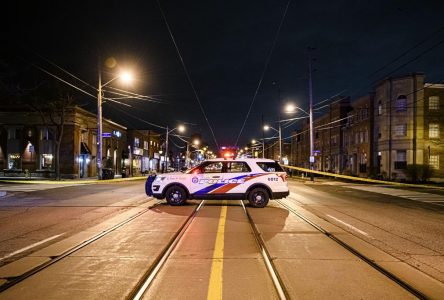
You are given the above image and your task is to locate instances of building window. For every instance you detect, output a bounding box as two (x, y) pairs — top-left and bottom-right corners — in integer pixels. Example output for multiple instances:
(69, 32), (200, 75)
(134, 137), (140, 148)
(144, 141), (149, 150)
(41, 154), (54, 169)
(378, 101), (382, 116)
(395, 124), (407, 136)
(40, 128), (53, 140)
(395, 150), (407, 169)
(429, 155), (439, 169)
(362, 108), (368, 120)
(8, 153), (21, 169)
(396, 95), (407, 112)
(364, 130), (368, 142)
(429, 123), (439, 138)
(429, 96), (439, 110)
(8, 128), (21, 140)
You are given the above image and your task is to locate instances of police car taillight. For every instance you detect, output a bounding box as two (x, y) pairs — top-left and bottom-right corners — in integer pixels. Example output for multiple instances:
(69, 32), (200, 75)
(278, 173), (287, 182)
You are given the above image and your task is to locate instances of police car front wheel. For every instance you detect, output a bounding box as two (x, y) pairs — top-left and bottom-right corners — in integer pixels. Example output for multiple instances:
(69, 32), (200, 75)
(248, 188), (269, 208)
(165, 186), (187, 206)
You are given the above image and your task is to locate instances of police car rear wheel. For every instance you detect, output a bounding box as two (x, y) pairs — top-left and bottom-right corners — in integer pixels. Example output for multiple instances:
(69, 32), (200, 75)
(165, 186), (187, 206)
(248, 188), (269, 208)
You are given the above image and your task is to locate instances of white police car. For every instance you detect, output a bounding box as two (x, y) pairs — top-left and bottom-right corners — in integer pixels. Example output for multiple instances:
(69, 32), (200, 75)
(145, 158), (289, 208)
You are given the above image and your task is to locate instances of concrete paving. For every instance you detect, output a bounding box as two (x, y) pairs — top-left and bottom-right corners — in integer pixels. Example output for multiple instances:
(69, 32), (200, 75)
(0, 204), (196, 299)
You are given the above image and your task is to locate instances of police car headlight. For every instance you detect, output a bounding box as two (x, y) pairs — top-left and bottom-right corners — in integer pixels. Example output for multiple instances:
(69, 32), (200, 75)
(154, 176), (166, 182)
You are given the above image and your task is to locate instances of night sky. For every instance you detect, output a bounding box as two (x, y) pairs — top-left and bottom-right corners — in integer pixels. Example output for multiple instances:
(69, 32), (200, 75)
(2, 0), (444, 150)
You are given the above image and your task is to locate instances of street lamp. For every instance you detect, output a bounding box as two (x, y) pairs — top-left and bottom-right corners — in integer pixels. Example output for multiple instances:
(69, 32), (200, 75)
(263, 124), (281, 162)
(164, 125), (185, 173)
(97, 68), (133, 180)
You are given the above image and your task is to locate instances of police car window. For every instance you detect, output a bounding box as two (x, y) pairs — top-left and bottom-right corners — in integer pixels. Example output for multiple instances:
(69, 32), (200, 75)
(227, 162), (250, 173)
(256, 162), (284, 172)
(202, 162), (223, 173)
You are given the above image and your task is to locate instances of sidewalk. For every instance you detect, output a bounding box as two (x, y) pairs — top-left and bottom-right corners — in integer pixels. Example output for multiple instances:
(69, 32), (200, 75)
(0, 175), (147, 185)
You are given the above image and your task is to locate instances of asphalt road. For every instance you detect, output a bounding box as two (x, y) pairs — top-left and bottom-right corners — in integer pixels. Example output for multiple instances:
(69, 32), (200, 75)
(287, 179), (444, 283)
(0, 179), (443, 298)
(0, 181), (148, 265)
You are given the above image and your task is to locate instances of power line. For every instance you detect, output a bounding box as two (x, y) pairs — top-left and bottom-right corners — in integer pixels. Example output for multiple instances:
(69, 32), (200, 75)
(156, 0), (219, 149)
(234, 0), (292, 146)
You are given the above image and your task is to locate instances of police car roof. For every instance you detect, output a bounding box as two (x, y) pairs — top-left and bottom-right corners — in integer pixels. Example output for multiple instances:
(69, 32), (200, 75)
(206, 158), (278, 163)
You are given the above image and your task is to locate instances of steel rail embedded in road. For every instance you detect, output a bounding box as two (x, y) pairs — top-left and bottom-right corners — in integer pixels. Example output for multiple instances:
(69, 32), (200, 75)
(276, 200), (429, 300)
(0, 200), (162, 293)
(131, 200), (206, 300)
(240, 200), (289, 300)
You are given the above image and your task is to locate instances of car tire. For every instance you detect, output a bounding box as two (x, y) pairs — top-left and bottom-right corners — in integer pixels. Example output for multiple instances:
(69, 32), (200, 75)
(165, 186), (187, 206)
(248, 187), (269, 208)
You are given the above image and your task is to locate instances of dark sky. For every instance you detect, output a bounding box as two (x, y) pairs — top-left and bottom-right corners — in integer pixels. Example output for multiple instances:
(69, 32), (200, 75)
(2, 0), (444, 150)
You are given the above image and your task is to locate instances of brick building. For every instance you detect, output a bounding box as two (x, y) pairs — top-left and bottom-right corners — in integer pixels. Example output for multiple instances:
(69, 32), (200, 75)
(291, 73), (444, 181)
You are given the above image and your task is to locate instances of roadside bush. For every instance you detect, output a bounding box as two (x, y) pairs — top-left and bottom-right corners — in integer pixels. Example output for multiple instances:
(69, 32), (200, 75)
(403, 164), (434, 183)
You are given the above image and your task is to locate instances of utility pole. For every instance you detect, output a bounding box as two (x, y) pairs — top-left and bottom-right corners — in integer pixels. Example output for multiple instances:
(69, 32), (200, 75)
(165, 126), (169, 173)
(261, 114), (265, 158)
(308, 48), (315, 181)
(97, 61), (103, 180)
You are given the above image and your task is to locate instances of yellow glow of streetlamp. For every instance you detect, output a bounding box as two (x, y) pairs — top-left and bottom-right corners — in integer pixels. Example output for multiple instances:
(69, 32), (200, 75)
(263, 125), (270, 131)
(178, 125), (185, 133)
(244, 147), (248, 151)
(193, 139), (200, 146)
(252, 139), (256, 144)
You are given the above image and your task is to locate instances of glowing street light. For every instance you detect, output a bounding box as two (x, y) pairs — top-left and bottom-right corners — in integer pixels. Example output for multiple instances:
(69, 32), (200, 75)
(97, 68), (134, 179)
(164, 124), (186, 173)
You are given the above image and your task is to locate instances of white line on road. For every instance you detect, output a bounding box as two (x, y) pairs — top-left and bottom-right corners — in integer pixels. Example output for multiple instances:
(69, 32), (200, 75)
(0, 233), (65, 261)
(326, 214), (370, 238)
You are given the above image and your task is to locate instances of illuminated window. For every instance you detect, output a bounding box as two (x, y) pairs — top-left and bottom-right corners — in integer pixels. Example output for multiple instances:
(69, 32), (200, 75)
(134, 137), (140, 148)
(378, 101), (382, 116)
(395, 124), (407, 136)
(396, 96), (407, 112)
(429, 123), (439, 138)
(429, 155), (439, 169)
(41, 154), (53, 169)
(144, 141), (148, 150)
(8, 153), (21, 169)
(429, 96), (439, 110)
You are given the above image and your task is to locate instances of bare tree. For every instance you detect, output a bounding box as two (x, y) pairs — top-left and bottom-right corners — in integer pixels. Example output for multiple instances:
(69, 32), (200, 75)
(29, 93), (75, 180)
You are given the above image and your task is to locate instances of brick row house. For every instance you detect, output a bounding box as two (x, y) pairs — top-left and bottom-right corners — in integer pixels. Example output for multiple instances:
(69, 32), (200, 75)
(0, 106), (162, 178)
(291, 73), (444, 181)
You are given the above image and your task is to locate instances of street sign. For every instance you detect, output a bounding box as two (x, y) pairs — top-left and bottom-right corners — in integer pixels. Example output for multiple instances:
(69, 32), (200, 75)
(29, 145), (34, 153)
(309, 155), (315, 163)
(102, 132), (111, 138)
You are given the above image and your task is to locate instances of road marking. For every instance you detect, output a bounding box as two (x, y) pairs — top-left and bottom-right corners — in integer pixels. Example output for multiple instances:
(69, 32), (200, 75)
(0, 233), (64, 261)
(207, 202), (227, 300)
(326, 214), (370, 237)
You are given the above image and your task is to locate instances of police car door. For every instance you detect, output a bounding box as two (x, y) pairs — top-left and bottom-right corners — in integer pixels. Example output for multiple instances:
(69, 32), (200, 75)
(220, 161), (251, 195)
(189, 161), (224, 196)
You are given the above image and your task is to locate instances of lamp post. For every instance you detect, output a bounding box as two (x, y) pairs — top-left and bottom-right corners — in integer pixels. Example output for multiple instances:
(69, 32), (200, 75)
(164, 125), (185, 173)
(97, 67), (133, 180)
(263, 125), (281, 161)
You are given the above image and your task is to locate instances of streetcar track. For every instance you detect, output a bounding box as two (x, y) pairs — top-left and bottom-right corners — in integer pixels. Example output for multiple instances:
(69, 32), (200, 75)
(240, 200), (289, 300)
(276, 199), (428, 300)
(131, 200), (206, 300)
(0, 199), (163, 293)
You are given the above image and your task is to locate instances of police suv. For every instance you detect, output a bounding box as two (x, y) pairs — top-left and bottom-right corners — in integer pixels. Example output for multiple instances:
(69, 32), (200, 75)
(145, 158), (289, 208)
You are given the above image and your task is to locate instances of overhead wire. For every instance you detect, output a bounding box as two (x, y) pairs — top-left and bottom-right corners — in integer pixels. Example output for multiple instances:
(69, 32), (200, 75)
(311, 23), (444, 111)
(156, 0), (219, 149)
(234, 0), (292, 146)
